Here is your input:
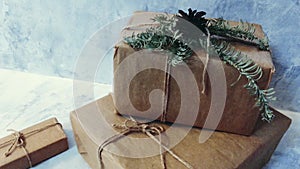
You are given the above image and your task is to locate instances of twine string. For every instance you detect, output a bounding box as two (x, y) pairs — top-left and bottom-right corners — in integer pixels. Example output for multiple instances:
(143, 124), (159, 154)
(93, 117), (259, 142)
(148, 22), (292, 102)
(4, 129), (33, 167)
(161, 55), (171, 122)
(201, 27), (211, 94)
(98, 119), (193, 169)
(0, 122), (62, 168)
(123, 23), (160, 31)
(4, 129), (24, 157)
(123, 21), (211, 122)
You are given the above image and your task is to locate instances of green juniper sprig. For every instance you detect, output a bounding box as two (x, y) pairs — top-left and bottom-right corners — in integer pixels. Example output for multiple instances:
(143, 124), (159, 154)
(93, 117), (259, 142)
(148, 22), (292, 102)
(208, 18), (270, 50)
(177, 9), (270, 50)
(124, 15), (193, 66)
(123, 8), (275, 122)
(209, 40), (275, 122)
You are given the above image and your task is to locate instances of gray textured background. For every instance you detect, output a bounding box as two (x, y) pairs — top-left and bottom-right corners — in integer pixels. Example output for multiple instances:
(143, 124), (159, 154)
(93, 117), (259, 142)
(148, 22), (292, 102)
(0, 0), (299, 111)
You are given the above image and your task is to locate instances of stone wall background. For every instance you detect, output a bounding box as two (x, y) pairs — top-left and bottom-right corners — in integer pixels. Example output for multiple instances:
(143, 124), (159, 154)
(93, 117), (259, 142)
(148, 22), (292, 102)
(0, 0), (299, 111)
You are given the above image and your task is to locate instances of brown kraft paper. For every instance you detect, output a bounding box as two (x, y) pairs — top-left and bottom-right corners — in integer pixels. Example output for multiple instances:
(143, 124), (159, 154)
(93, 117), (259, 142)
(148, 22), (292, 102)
(113, 11), (275, 135)
(70, 94), (291, 169)
(0, 118), (69, 169)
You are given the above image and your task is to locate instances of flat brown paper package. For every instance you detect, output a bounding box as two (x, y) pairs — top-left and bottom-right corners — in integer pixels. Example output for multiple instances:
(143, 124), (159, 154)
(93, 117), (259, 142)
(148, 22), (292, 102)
(0, 118), (68, 169)
(71, 94), (291, 169)
(113, 11), (275, 135)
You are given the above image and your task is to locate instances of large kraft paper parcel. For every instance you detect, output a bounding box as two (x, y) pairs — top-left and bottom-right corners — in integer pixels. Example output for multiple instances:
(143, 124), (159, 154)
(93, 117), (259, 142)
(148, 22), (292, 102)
(113, 12), (275, 135)
(71, 94), (291, 169)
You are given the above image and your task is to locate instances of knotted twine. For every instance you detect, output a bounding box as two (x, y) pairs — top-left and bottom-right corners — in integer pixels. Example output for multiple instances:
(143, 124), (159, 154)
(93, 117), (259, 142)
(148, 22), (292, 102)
(201, 27), (211, 94)
(0, 122), (62, 168)
(98, 119), (194, 169)
(123, 23), (160, 30)
(161, 55), (171, 122)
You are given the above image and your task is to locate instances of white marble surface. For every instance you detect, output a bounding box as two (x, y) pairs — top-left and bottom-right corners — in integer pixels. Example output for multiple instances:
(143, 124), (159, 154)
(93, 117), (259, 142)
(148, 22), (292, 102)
(0, 68), (112, 169)
(0, 68), (299, 168)
(0, 0), (299, 111)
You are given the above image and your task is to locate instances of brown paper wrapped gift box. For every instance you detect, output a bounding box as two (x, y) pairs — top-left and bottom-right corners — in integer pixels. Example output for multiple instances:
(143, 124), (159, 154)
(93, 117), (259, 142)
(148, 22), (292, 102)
(0, 118), (68, 169)
(113, 11), (275, 136)
(71, 94), (291, 169)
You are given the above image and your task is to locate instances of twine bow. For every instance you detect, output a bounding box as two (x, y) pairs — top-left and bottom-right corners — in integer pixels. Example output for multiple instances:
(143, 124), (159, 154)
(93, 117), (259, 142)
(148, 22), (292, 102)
(0, 122), (62, 168)
(4, 129), (32, 167)
(98, 119), (194, 169)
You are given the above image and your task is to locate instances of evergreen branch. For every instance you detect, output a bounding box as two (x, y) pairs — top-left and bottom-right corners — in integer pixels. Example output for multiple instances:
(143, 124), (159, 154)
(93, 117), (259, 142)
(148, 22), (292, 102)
(123, 10), (275, 122)
(210, 39), (275, 122)
(177, 8), (270, 50)
(124, 19), (193, 66)
(208, 18), (270, 50)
